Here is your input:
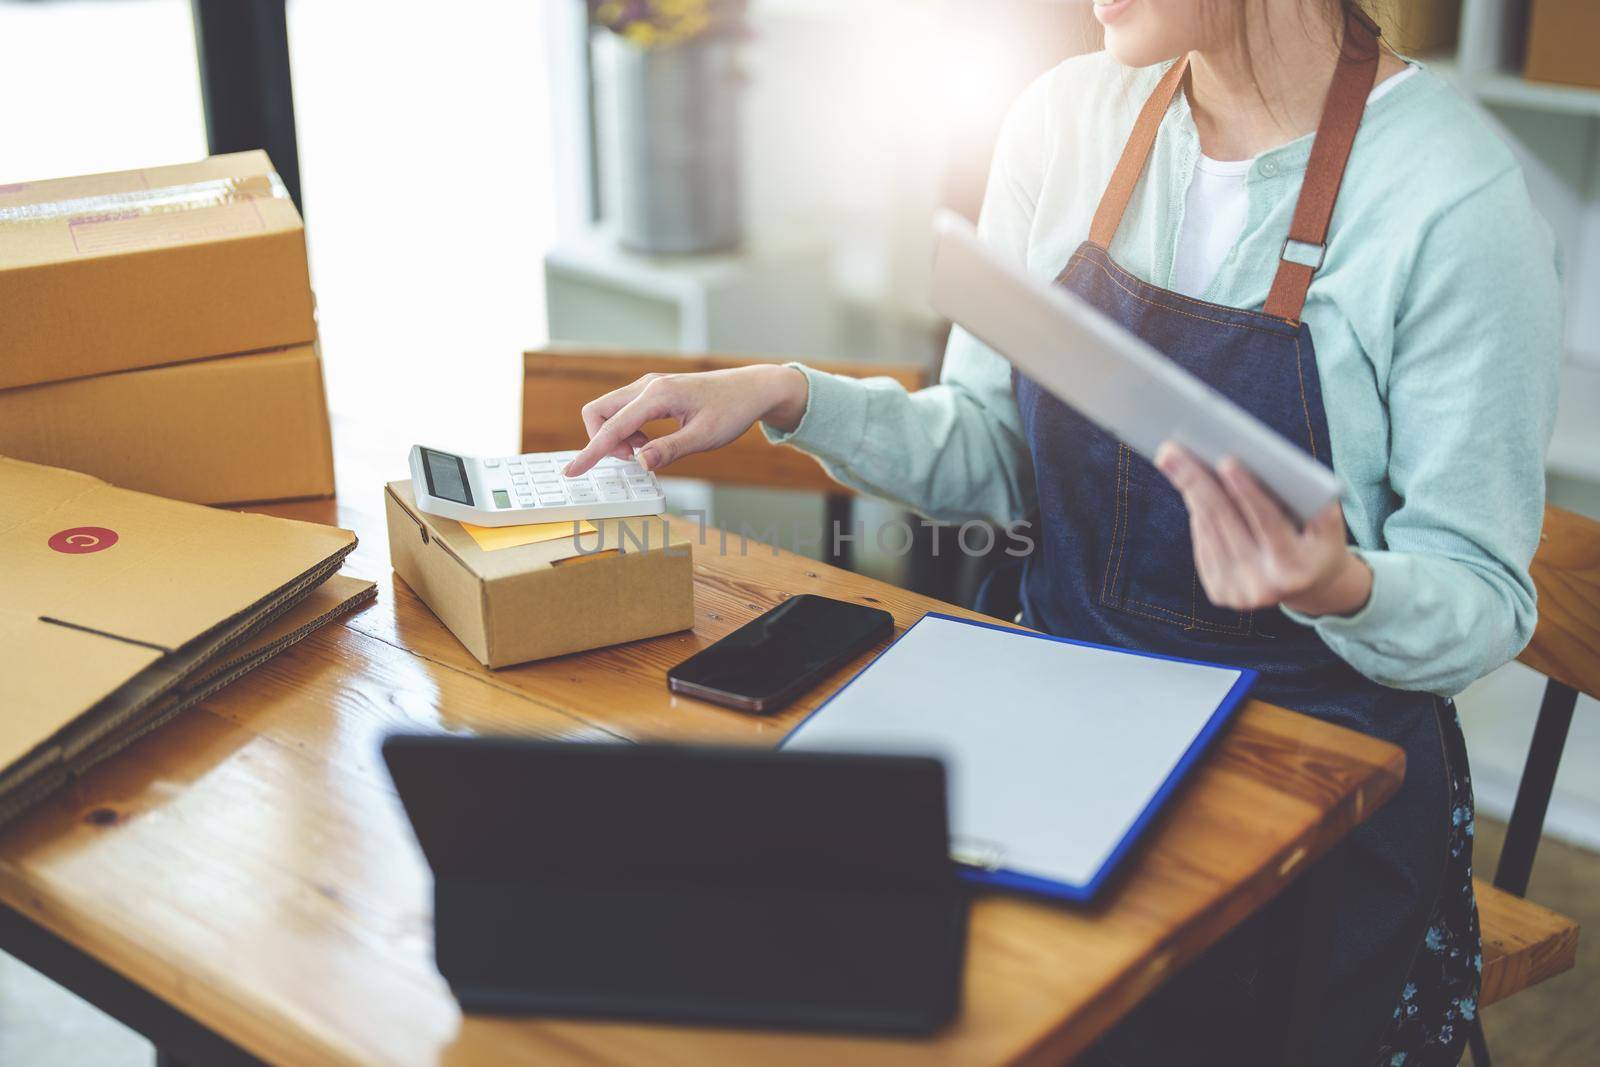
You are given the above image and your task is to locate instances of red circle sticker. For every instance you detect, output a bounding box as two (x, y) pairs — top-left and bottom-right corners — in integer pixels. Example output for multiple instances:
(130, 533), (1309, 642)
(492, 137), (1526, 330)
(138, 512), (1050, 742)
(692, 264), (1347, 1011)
(48, 527), (119, 554)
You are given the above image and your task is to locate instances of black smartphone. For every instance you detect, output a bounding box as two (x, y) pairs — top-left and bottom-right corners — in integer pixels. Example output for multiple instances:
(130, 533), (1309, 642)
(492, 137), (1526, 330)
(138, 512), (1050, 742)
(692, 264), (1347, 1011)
(667, 594), (895, 714)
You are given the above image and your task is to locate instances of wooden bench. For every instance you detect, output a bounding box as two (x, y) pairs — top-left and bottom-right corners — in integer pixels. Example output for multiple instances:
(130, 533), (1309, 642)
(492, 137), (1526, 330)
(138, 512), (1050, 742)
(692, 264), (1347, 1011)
(1471, 505), (1597, 1061)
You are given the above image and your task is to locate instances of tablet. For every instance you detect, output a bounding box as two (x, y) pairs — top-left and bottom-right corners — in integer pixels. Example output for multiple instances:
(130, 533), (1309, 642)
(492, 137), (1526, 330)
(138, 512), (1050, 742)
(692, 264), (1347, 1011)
(930, 211), (1343, 524)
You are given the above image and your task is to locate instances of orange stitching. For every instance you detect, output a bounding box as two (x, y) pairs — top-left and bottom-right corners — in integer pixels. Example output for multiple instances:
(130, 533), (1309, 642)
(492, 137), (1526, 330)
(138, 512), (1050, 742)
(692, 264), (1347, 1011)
(1109, 446), (1132, 602)
(1100, 444), (1127, 603)
(1118, 598), (1254, 635)
(1291, 332), (1320, 460)
(1131, 593), (1249, 631)
(1074, 254), (1296, 337)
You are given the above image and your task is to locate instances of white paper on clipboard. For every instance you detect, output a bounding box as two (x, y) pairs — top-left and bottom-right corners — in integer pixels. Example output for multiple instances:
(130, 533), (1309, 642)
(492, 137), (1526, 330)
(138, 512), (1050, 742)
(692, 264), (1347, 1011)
(782, 614), (1256, 901)
(930, 210), (1343, 524)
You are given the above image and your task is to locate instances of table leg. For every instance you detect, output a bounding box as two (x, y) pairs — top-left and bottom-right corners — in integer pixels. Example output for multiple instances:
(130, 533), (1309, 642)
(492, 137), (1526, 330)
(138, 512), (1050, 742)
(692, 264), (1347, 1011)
(1277, 847), (1341, 1064)
(0, 903), (265, 1066)
(825, 493), (854, 571)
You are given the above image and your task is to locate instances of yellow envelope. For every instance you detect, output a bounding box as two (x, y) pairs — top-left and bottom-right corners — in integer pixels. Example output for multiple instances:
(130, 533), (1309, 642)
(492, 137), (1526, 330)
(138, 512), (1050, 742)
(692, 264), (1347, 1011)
(459, 519), (598, 553)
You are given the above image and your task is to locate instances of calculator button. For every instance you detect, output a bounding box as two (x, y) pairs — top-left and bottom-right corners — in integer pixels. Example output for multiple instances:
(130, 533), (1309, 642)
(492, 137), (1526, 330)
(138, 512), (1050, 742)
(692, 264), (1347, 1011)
(484, 458), (501, 468)
(531, 472), (560, 484)
(597, 486), (628, 502)
(631, 484), (663, 499)
(525, 459), (555, 473)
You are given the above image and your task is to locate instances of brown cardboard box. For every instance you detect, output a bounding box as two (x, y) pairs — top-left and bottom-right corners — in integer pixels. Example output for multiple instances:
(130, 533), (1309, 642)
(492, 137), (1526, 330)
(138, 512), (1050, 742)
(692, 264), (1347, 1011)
(0, 151), (316, 391)
(386, 480), (694, 668)
(1525, 0), (1600, 89)
(0, 344), (335, 505)
(0, 456), (367, 822)
(1377, 0), (1460, 56)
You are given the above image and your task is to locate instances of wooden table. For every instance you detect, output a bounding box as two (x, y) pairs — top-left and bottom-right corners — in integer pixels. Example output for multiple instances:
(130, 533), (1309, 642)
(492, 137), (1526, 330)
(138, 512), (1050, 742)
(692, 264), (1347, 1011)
(0, 438), (1405, 1067)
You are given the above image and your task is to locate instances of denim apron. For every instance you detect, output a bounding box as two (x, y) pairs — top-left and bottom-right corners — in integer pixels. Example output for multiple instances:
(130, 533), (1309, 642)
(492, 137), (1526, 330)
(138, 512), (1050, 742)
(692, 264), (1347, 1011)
(989, 12), (1481, 1065)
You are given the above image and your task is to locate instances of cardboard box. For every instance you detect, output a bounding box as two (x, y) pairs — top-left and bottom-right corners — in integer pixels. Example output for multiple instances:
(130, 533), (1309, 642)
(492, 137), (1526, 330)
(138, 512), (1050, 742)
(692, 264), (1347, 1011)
(1379, 0), (1460, 56)
(1525, 0), (1600, 89)
(386, 480), (694, 668)
(0, 151), (316, 391)
(0, 457), (365, 821)
(0, 344), (335, 505)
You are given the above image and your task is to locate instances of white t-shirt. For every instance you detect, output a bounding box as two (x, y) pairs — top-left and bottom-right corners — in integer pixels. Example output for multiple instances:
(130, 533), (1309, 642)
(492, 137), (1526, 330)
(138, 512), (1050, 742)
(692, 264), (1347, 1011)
(1171, 64), (1419, 299)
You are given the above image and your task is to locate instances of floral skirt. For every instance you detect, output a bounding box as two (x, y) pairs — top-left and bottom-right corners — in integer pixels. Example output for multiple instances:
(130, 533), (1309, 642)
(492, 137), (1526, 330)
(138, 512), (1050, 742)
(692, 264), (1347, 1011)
(1372, 704), (1482, 1066)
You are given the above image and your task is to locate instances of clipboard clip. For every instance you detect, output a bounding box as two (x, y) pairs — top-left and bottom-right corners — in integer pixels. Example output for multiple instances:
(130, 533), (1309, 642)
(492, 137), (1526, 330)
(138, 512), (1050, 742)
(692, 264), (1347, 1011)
(950, 836), (1006, 872)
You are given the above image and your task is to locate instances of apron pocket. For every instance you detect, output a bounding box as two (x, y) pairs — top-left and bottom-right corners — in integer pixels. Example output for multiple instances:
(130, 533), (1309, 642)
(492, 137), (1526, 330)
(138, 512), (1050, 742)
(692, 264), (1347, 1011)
(1100, 443), (1256, 636)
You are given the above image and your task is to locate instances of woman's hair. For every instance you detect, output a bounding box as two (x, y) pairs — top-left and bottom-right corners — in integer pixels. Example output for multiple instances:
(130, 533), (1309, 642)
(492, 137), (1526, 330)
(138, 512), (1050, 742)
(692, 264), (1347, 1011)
(1215, 0), (1375, 108)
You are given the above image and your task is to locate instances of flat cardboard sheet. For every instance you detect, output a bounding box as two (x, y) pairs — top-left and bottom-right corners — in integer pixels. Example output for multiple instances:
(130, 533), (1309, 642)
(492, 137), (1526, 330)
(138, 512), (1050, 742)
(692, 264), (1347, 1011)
(0, 456), (360, 820)
(0, 574), (375, 826)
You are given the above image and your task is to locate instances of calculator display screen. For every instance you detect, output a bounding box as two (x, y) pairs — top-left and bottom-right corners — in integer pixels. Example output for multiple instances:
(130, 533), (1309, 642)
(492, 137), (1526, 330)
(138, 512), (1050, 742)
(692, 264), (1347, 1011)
(421, 449), (473, 506)
(493, 489), (511, 509)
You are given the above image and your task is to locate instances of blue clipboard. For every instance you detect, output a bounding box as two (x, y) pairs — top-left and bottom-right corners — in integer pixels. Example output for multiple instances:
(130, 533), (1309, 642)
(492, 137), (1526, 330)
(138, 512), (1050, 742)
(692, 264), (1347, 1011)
(781, 613), (1258, 903)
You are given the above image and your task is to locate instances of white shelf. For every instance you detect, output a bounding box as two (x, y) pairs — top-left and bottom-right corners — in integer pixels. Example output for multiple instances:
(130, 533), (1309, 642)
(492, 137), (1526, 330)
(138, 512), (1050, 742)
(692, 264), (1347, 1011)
(1426, 56), (1600, 119)
(1472, 72), (1600, 117)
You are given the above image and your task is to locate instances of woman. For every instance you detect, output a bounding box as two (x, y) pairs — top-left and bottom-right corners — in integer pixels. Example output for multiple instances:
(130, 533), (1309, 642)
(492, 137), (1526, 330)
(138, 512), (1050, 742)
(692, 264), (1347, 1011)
(564, 0), (1561, 1062)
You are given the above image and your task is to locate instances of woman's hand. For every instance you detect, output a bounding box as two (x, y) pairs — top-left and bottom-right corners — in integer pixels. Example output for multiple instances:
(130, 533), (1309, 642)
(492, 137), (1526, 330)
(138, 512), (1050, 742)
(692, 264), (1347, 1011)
(563, 364), (809, 478)
(1154, 443), (1372, 618)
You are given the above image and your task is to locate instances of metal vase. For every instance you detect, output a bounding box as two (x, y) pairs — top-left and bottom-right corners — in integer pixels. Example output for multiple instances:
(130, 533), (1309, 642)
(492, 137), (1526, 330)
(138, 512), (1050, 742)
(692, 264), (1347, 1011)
(606, 34), (742, 255)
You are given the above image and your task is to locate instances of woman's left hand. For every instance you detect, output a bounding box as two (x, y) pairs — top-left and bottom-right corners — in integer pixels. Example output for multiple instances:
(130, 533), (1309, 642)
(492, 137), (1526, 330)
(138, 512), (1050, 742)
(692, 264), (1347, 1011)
(1154, 443), (1373, 618)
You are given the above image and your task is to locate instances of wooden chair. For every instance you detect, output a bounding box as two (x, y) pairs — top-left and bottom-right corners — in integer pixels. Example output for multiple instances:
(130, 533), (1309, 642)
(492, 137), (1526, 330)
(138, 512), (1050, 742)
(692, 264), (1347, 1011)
(521, 346), (928, 567)
(1469, 504), (1596, 1065)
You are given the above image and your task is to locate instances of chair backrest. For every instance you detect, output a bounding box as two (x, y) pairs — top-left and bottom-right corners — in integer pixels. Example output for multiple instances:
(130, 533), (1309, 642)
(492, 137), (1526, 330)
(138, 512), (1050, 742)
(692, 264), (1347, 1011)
(1519, 505), (1600, 701)
(522, 347), (927, 495)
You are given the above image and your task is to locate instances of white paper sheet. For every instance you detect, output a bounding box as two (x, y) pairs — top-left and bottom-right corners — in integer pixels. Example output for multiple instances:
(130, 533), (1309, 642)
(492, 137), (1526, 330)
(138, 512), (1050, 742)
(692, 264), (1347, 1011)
(785, 615), (1249, 894)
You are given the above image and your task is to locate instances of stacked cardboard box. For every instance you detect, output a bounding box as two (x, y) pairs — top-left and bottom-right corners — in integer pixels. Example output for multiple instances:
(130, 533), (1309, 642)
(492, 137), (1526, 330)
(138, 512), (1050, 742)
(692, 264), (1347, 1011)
(0, 151), (334, 505)
(1378, 0), (1459, 57)
(1525, 0), (1600, 89)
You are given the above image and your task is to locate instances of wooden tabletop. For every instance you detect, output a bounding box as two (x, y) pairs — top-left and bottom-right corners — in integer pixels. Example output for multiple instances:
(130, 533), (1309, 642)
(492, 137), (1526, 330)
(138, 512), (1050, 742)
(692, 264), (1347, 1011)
(0, 432), (1405, 1067)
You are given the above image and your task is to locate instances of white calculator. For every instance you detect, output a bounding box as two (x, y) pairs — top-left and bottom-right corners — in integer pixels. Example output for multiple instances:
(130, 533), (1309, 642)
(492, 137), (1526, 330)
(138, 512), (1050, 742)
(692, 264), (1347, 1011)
(408, 445), (666, 528)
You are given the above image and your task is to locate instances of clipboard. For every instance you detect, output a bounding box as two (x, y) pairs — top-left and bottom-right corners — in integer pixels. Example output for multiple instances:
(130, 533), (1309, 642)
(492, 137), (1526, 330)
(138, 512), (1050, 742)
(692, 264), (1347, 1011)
(782, 613), (1258, 902)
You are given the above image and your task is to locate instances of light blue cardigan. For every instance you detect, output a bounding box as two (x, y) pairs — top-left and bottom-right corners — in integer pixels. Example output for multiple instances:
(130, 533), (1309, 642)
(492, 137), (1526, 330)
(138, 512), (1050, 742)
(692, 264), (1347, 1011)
(767, 53), (1562, 697)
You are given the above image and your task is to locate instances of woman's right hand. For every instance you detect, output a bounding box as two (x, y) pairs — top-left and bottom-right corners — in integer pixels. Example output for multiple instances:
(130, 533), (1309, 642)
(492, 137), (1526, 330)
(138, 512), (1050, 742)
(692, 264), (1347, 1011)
(562, 364), (810, 478)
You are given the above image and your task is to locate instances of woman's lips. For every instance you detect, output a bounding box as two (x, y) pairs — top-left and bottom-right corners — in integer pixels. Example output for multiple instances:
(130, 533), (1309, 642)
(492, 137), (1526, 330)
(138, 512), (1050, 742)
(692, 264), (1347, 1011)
(1093, 0), (1136, 25)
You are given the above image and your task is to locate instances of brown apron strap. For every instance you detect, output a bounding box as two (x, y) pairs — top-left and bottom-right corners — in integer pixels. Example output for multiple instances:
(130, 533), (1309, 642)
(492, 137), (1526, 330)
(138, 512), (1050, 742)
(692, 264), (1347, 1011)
(1262, 7), (1382, 322)
(1087, 56), (1190, 249)
(1086, 7), (1383, 323)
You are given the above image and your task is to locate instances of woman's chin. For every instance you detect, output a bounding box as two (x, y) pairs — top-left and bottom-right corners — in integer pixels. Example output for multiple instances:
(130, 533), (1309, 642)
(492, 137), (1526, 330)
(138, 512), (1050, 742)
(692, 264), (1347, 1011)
(1103, 31), (1186, 71)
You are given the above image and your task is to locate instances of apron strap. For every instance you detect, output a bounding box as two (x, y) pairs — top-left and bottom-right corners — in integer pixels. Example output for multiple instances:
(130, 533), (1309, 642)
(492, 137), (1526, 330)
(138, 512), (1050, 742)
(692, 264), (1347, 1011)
(1087, 6), (1383, 324)
(1087, 57), (1190, 249)
(1262, 7), (1382, 322)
